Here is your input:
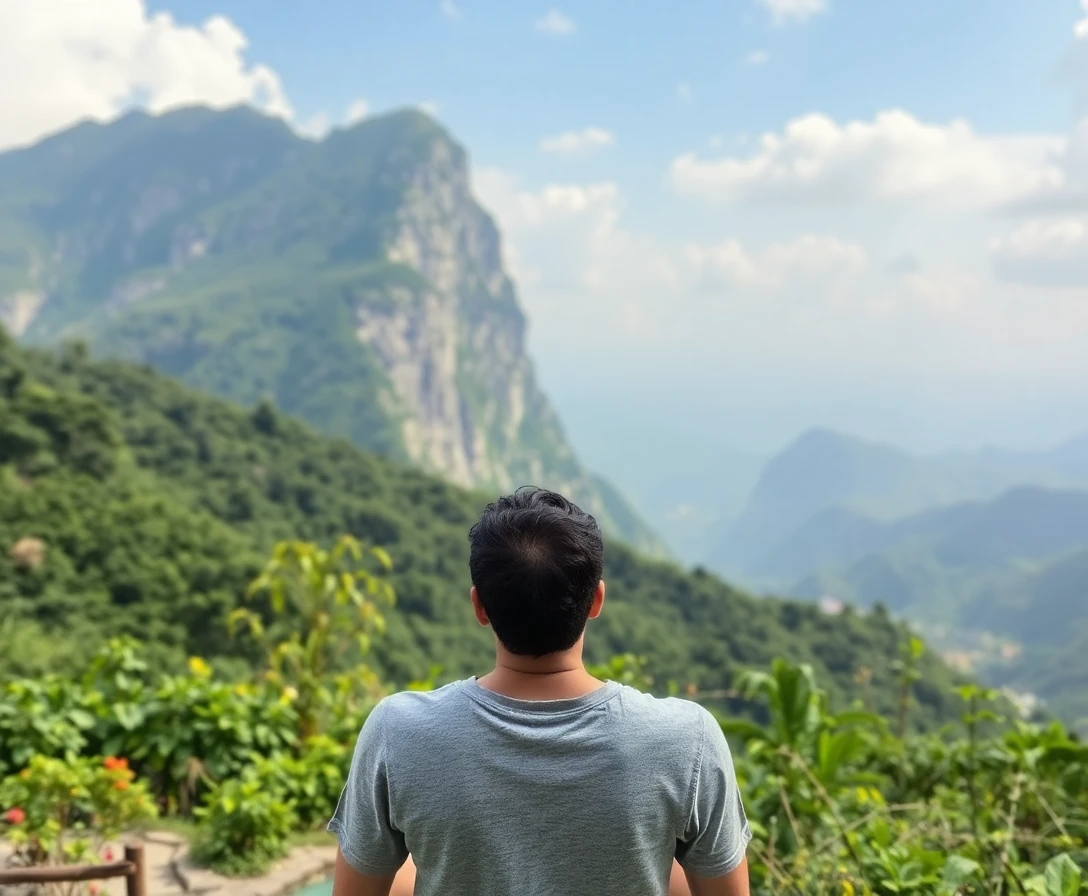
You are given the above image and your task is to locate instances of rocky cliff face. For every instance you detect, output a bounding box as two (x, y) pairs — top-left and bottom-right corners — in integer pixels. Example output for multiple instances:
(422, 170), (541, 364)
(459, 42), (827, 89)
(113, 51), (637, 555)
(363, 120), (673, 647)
(0, 105), (664, 553)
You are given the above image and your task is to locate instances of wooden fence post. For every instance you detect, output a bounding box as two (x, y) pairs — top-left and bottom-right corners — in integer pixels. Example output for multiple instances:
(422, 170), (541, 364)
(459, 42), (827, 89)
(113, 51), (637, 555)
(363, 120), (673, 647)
(125, 844), (147, 896)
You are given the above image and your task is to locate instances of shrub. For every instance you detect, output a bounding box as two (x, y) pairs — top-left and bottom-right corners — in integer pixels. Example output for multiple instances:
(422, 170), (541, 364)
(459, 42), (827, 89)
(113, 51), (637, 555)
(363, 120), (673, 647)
(242, 735), (351, 830)
(191, 777), (296, 876)
(0, 754), (157, 879)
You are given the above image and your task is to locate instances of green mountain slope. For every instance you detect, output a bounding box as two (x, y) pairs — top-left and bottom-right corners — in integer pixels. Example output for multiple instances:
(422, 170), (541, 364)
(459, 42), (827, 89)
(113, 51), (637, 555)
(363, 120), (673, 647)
(0, 329), (967, 728)
(0, 105), (663, 555)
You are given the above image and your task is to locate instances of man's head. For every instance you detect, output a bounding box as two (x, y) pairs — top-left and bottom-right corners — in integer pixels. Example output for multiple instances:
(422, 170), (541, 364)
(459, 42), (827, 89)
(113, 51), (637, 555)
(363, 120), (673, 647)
(468, 487), (605, 657)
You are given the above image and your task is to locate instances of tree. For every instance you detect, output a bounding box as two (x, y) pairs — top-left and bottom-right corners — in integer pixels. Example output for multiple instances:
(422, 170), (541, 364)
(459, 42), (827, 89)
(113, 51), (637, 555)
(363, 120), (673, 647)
(230, 536), (395, 739)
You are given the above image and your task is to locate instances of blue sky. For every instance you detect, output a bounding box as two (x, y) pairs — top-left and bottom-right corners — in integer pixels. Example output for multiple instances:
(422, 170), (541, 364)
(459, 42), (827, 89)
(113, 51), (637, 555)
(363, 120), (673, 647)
(148, 0), (1080, 227)
(4, 0), (1088, 516)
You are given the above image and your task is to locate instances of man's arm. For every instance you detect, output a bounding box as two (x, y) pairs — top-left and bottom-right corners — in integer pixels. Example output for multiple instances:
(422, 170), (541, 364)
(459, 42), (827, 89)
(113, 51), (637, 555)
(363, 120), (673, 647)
(675, 711), (753, 892)
(332, 849), (416, 896)
(678, 856), (751, 896)
(331, 849), (396, 896)
(327, 703), (411, 893)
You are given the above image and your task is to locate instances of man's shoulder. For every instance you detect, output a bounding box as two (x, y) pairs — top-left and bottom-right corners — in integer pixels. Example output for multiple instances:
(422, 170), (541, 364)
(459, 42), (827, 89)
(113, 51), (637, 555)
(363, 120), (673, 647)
(613, 685), (716, 739)
(366, 680), (470, 732)
(622, 687), (713, 722)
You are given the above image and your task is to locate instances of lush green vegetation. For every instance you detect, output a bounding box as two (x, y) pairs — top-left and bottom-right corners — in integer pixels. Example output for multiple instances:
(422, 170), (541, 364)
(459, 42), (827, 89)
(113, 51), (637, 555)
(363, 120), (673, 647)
(0, 104), (662, 553)
(0, 330), (970, 727)
(1, 633), (1084, 893)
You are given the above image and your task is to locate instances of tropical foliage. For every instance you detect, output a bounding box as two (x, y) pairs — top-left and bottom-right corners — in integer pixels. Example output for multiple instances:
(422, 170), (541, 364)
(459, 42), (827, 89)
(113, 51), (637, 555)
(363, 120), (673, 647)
(0, 632), (1085, 891)
(723, 659), (1088, 893)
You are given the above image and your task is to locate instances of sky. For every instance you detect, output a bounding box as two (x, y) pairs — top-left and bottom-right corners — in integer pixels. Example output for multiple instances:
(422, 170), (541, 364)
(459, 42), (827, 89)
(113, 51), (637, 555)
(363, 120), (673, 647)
(3, 0), (1088, 481)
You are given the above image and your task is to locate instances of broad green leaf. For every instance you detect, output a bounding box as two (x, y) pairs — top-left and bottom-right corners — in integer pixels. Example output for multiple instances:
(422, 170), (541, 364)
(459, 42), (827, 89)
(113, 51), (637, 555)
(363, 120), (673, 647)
(941, 855), (982, 887)
(1045, 854), (1082, 896)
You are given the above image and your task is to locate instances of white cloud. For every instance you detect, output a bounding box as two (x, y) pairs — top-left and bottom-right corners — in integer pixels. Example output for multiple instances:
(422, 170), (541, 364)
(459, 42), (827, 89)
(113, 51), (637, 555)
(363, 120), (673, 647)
(891, 270), (980, 315)
(475, 164), (1088, 411)
(534, 9), (576, 35)
(297, 111), (330, 140)
(759, 0), (828, 26)
(418, 100), (441, 117)
(473, 168), (636, 295)
(746, 49), (770, 66)
(684, 234), (867, 290)
(1010, 117), (1088, 212)
(1077, 0), (1088, 38)
(885, 254), (922, 276)
(669, 110), (1064, 210)
(538, 127), (615, 155)
(991, 219), (1088, 286)
(0, 0), (292, 150)
(344, 98), (369, 126)
(440, 0), (461, 20)
(474, 166), (871, 340)
(677, 83), (694, 103)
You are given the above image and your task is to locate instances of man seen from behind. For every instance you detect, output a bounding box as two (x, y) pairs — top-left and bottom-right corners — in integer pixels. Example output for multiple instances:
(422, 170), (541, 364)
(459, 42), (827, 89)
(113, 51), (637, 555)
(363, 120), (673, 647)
(329, 486), (752, 895)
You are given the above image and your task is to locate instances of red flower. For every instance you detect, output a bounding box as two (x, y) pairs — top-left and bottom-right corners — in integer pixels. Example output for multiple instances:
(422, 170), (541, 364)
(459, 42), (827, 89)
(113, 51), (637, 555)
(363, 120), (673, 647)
(103, 847), (115, 862)
(3, 808), (25, 825)
(112, 779), (129, 791)
(103, 757), (129, 771)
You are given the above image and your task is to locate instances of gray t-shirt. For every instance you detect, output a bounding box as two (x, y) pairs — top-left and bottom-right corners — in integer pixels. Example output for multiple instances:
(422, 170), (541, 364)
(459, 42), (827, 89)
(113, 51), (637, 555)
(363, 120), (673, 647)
(328, 678), (751, 895)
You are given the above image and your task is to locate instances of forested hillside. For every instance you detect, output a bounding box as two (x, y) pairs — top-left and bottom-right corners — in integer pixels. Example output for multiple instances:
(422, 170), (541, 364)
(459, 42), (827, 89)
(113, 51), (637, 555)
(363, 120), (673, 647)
(0, 328), (969, 728)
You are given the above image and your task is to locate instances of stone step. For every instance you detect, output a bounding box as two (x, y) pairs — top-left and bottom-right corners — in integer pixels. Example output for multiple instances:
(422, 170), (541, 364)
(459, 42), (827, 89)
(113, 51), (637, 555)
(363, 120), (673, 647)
(2, 831), (337, 896)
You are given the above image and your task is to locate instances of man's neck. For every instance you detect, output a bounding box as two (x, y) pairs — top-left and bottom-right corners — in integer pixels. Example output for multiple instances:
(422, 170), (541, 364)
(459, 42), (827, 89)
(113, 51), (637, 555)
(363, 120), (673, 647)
(477, 647), (604, 701)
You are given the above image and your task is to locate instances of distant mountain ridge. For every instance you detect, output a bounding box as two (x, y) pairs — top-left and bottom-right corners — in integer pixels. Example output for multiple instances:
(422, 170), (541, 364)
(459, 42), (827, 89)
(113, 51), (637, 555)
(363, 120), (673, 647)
(790, 485), (1088, 611)
(710, 426), (1088, 579)
(776, 485), (1088, 584)
(0, 104), (664, 554)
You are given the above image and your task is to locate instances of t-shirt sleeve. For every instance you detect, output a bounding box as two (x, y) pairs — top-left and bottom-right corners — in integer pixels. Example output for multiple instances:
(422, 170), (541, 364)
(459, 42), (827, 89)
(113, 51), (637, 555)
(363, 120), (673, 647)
(676, 708), (753, 878)
(327, 700), (409, 876)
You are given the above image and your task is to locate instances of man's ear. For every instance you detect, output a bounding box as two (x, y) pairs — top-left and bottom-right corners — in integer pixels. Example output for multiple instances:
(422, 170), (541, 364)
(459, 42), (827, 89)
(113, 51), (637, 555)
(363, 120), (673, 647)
(470, 586), (489, 626)
(587, 580), (606, 620)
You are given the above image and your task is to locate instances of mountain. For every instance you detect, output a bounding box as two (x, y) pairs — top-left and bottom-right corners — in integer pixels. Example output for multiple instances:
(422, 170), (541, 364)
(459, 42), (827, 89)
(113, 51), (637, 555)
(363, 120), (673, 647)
(790, 485), (1088, 617)
(783, 487), (1088, 729)
(0, 330), (969, 729)
(968, 542), (1088, 647)
(0, 105), (663, 555)
(779, 486), (1088, 586)
(711, 427), (1088, 580)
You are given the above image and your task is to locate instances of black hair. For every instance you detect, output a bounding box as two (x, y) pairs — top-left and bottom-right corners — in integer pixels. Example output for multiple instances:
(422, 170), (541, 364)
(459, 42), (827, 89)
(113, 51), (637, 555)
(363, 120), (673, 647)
(468, 487), (605, 657)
